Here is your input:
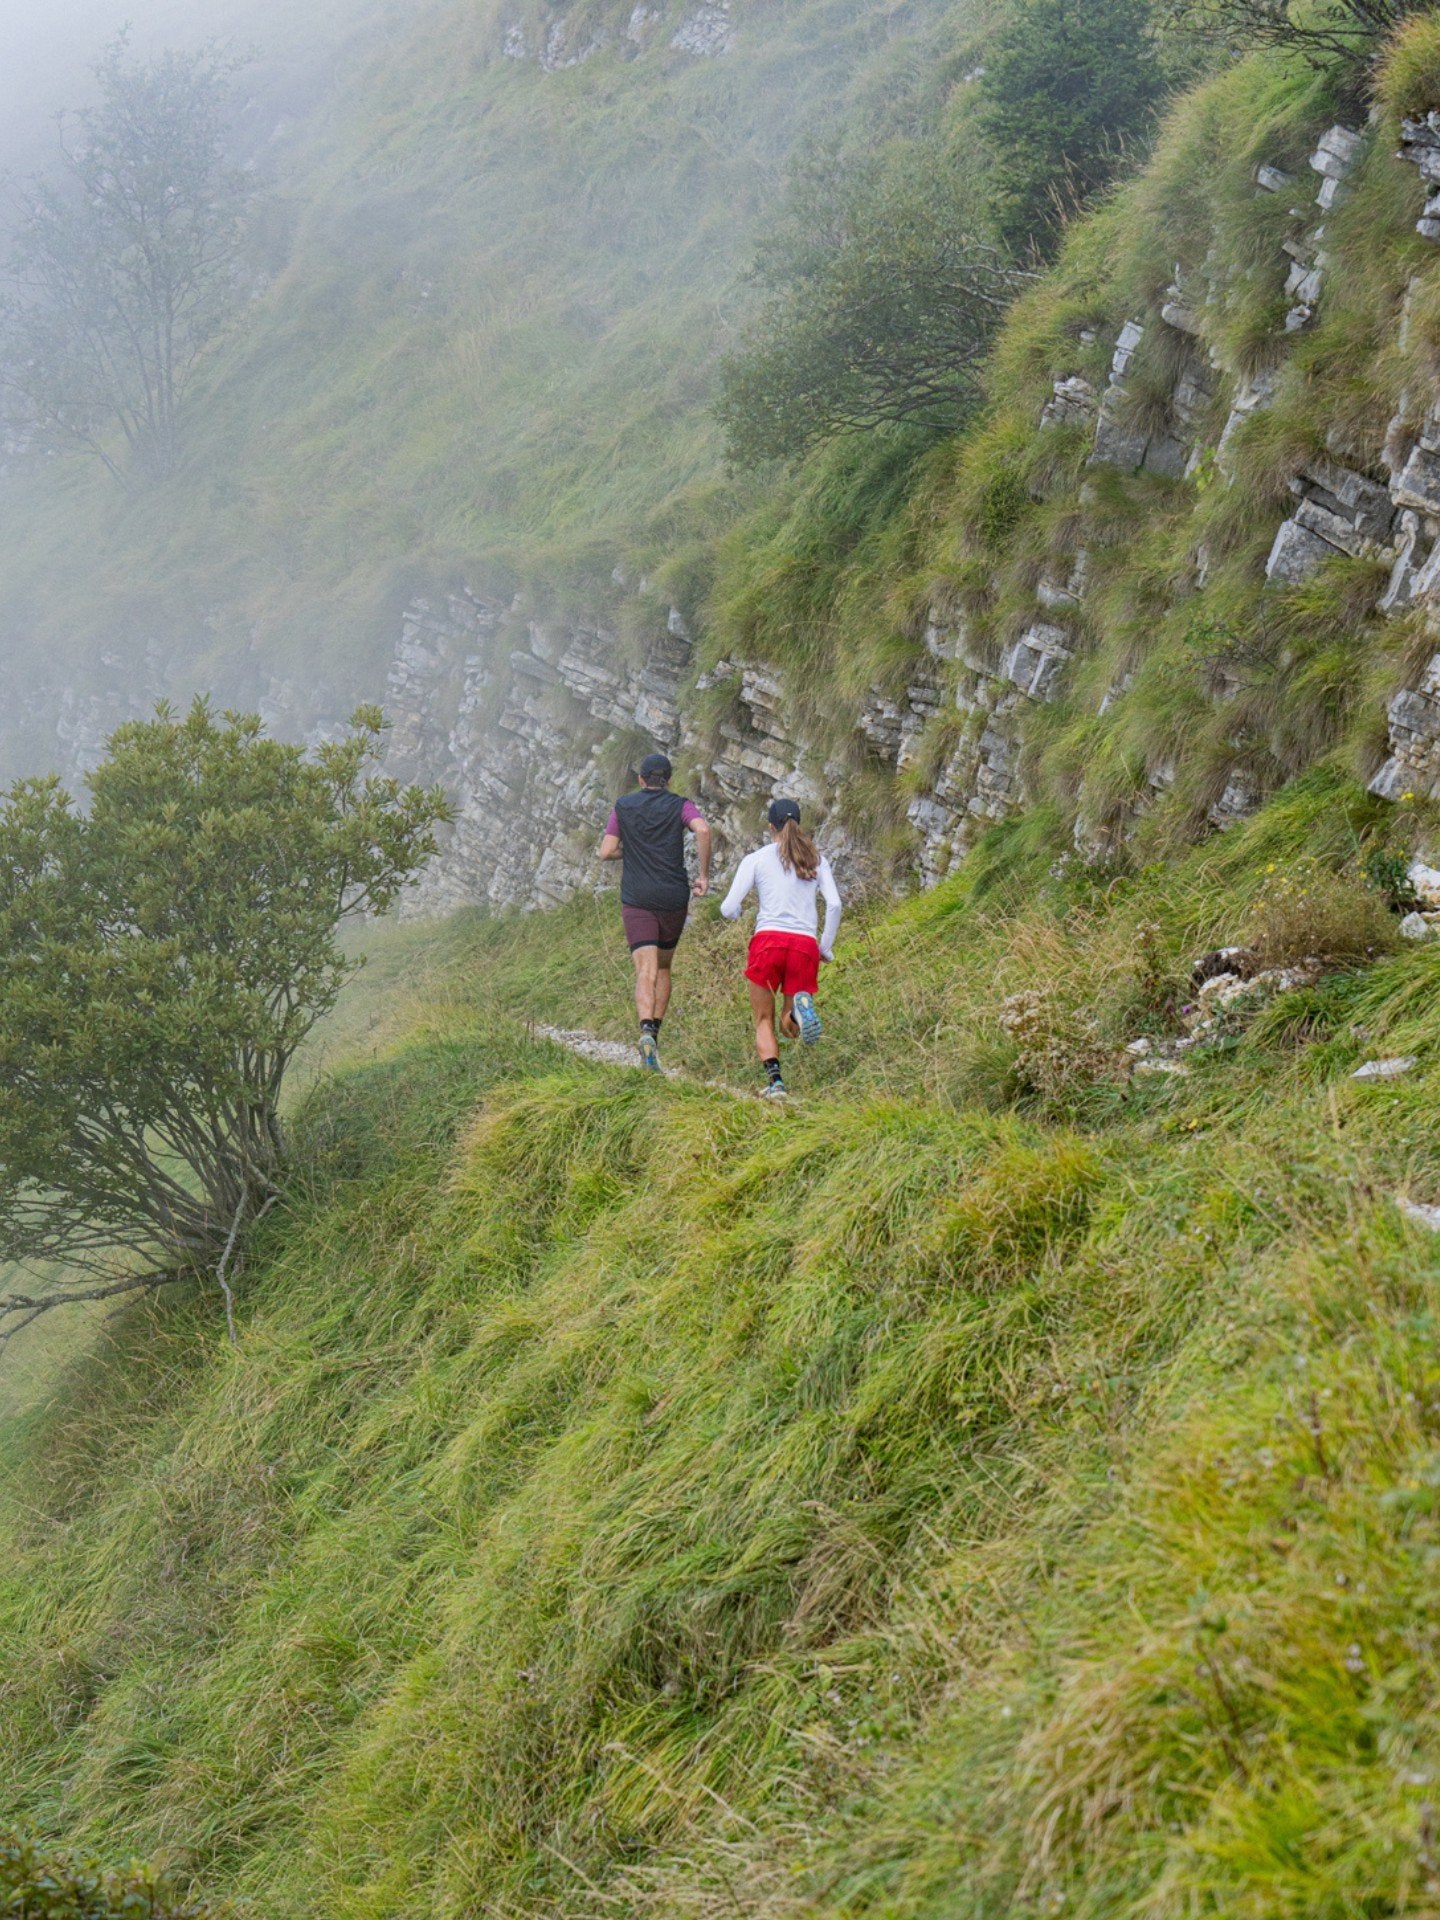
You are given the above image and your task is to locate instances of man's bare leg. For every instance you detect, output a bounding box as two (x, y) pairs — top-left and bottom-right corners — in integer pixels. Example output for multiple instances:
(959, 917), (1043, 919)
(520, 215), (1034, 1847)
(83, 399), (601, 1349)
(654, 948), (676, 1022)
(633, 945), (660, 1023)
(780, 994), (800, 1041)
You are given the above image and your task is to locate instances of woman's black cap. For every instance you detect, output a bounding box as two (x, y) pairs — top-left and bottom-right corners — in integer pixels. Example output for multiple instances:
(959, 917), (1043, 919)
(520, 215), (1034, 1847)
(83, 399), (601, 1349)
(639, 752), (673, 783)
(768, 797), (802, 828)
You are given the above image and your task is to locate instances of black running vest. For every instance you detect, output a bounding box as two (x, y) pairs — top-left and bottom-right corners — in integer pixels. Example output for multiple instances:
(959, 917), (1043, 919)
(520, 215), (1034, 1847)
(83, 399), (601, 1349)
(615, 788), (692, 911)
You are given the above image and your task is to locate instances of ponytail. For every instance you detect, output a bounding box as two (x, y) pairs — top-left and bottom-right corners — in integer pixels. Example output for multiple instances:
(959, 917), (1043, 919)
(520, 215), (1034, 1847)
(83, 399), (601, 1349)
(776, 818), (819, 882)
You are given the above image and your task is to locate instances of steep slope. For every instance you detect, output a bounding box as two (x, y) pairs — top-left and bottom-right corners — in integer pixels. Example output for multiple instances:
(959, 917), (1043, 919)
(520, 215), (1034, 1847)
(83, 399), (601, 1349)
(5, 775), (1440, 1916)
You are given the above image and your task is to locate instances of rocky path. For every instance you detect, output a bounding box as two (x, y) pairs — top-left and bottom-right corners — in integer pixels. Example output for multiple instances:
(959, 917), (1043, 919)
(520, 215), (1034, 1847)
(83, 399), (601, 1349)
(533, 1024), (767, 1101)
(534, 1024), (684, 1077)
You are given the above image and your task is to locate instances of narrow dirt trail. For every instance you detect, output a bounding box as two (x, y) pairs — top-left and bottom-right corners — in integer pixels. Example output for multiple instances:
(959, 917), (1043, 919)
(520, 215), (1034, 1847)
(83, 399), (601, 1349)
(533, 1024), (767, 1101)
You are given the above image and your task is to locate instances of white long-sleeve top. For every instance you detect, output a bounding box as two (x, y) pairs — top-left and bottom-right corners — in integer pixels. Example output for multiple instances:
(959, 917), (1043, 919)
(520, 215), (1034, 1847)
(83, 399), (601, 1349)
(720, 842), (842, 958)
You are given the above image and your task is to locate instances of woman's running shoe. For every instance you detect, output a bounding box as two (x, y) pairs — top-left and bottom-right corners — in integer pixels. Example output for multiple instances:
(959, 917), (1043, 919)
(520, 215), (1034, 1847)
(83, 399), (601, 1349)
(638, 1033), (661, 1072)
(792, 992), (823, 1045)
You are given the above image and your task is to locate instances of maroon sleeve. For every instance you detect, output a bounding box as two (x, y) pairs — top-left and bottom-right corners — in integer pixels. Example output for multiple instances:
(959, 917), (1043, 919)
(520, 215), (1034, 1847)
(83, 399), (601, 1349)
(605, 809), (620, 837)
(681, 799), (705, 826)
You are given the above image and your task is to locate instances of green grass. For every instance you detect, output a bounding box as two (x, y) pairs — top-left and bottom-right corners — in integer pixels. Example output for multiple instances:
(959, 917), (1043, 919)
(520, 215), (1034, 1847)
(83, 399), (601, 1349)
(7, 775), (1440, 1914)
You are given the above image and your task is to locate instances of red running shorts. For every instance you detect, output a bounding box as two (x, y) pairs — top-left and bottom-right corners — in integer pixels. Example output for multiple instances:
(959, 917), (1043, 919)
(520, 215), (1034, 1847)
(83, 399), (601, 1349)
(745, 931), (821, 996)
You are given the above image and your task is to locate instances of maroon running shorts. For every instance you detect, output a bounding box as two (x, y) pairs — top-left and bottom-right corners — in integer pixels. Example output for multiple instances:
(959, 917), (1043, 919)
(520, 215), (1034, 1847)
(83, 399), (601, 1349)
(622, 905), (689, 952)
(745, 931), (821, 996)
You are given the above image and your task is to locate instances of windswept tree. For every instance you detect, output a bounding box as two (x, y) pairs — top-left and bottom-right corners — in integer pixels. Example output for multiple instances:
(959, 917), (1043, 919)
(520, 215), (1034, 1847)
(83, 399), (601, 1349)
(0, 703), (449, 1351)
(0, 38), (252, 484)
(717, 144), (1027, 467)
(1156, 0), (1429, 63)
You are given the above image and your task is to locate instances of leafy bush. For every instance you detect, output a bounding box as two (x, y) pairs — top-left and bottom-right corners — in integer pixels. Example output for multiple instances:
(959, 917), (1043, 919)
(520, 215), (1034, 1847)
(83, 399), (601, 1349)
(0, 1831), (209, 1917)
(0, 702), (447, 1353)
(1246, 858), (1402, 970)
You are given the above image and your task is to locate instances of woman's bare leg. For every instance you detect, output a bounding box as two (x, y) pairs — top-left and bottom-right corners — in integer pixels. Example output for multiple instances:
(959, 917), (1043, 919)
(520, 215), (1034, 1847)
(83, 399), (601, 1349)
(780, 994), (800, 1041)
(748, 980), (778, 1061)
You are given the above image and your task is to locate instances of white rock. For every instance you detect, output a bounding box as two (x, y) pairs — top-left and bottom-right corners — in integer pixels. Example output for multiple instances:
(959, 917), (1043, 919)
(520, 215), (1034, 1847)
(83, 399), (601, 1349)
(1400, 1197), (1440, 1232)
(1125, 1037), (1153, 1057)
(1353, 1056), (1419, 1081)
(1399, 912), (1437, 940)
(1409, 859), (1440, 904)
(1266, 517), (1338, 584)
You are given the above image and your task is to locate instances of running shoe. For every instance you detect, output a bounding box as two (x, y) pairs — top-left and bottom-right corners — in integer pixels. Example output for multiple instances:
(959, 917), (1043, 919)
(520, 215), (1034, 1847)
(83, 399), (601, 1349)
(792, 992), (823, 1045)
(760, 1078), (788, 1100)
(638, 1033), (661, 1073)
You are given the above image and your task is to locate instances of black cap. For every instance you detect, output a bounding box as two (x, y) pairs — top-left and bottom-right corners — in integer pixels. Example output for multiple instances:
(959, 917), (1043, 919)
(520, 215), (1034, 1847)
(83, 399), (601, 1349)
(639, 752), (673, 784)
(768, 797), (802, 828)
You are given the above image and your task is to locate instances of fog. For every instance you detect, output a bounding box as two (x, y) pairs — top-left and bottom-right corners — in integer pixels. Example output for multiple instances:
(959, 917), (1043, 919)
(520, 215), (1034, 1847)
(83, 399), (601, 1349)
(0, 0), (375, 168)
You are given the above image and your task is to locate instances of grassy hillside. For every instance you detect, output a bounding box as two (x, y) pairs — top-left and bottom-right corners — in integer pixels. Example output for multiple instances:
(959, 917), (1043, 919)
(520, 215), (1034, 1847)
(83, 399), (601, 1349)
(10, 12), (1440, 1918)
(0, 0), (994, 771)
(6, 765), (1440, 1916)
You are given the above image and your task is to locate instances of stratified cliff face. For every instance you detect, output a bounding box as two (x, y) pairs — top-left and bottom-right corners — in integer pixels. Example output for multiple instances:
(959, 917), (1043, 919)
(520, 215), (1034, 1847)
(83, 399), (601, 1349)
(364, 107), (1440, 908)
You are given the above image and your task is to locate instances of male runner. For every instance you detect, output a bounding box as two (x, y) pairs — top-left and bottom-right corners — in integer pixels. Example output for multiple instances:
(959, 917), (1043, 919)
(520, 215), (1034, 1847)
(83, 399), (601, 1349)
(598, 753), (711, 1071)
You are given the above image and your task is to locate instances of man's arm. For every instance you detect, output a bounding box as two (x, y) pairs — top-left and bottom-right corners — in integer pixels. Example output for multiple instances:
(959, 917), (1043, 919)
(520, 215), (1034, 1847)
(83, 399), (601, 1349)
(599, 808), (622, 862)
(689, 816), (712, 897)
(818, 858), (842, 960)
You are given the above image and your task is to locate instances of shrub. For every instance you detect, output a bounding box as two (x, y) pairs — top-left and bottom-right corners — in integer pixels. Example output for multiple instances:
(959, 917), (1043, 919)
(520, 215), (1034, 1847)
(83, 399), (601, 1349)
(999, 987), (1118, 1105)
(0, 1831), (210, 1917)
(1245, 858), (1402, 970)
(0, 702), (448, 1353)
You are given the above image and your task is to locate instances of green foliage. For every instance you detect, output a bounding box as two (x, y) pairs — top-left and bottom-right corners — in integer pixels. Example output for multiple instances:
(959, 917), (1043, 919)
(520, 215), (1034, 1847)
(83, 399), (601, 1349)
(978, 0), (1171, 257)
(0, 702), (447, 1352)
(716, 140), (1025, 465)
(1363, 844), (1422, 910)
(1158, 0), (1437, 68)
(0, 1831), (208, 1918)
(0, 39), (252, 484)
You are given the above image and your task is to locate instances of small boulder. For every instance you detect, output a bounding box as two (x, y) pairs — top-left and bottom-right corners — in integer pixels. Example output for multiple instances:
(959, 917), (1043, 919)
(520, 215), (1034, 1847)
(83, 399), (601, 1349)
(1398, 911), (1437, 941)
(1353, 1056), (1419, 1081)
(1190, 946), (1257, 988)
(1400, 1197), (1440, 1232)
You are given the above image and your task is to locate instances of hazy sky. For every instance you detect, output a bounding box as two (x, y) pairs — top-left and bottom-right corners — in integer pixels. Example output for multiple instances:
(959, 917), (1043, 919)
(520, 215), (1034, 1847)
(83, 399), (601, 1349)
(0, 0), (377, 166)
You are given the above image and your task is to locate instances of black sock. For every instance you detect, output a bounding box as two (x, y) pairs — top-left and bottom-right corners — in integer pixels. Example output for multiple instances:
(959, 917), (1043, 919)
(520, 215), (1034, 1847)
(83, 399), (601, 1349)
(641, 1018), (660, 1038)
(763, 1057), (783, 1085)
